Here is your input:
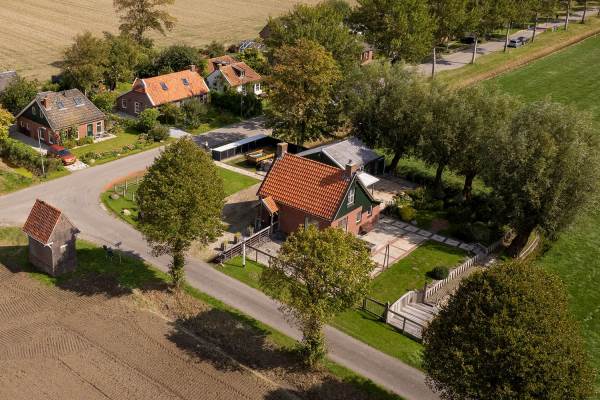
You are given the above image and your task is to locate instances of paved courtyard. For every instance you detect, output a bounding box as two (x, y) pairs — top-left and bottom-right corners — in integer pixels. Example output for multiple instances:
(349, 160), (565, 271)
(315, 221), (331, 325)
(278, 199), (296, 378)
(363, 216), (476, 276)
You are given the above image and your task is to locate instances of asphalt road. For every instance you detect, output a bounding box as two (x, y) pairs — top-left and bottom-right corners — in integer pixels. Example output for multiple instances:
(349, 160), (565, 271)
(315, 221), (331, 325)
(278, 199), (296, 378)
(0, 123), (438, 400)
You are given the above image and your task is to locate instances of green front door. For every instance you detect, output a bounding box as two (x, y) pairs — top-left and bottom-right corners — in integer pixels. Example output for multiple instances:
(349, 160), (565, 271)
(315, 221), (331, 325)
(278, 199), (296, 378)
(87, 124), (93, 137)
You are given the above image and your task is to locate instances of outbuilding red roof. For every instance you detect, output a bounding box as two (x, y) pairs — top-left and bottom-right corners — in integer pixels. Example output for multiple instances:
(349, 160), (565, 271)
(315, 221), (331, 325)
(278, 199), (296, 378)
(22, 200), (63, 244)
(258, 154), (351, 221)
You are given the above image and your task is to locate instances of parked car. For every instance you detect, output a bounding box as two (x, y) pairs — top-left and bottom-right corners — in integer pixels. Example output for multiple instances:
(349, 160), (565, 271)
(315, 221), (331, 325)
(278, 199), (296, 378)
(508, 38), (523, 48)
(518, 36), (530, 44)
(47, 145), (76, 165)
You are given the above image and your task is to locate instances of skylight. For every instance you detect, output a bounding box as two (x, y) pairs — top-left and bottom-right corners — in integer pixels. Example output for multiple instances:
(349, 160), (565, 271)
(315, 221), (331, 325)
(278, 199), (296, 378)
(56, 101), (65, 109)
(160, 82), (169, 90)
(182, 78), (190, 86)
(73, 97), (84, 106)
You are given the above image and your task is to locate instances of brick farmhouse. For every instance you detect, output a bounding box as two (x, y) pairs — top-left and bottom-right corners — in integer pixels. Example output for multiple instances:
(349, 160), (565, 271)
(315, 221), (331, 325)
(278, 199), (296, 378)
(257, 144), (381, 235)
(16, 89), (105, 145)
(117, 66), (209, 116)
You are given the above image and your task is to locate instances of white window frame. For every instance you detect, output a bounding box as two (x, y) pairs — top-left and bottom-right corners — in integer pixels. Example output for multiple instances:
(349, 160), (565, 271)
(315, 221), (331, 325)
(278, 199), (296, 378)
(134, 102), (141, 114)
(20, 120), (24, 128)
(348, 186), (355, 206)
(38, 127), (46, 141)
(32, 106), (37, 116)
(356, 209), (362, 224)
(368, 205), (373, 216)
(48, 132), (54, 144)
(121, 98), (127, 109)
(339, 216), (348, 232)
(96, 121), (103, 133)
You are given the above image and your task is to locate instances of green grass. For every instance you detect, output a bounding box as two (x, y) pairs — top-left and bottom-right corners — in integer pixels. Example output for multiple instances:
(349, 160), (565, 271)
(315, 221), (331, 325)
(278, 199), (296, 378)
(186, 111), (242, 135)
(102, 167), (259, 226)
(0, 227), (401, 400)
(488, 33), (600, 397)
(0, 168), (33, 194)
(437, 16), (600, 86)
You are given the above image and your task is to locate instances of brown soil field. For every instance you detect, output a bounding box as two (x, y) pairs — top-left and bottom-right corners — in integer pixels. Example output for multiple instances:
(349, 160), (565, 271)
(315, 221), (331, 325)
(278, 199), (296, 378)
(0, 0), (320, 80)
(0, 264), (288, 400)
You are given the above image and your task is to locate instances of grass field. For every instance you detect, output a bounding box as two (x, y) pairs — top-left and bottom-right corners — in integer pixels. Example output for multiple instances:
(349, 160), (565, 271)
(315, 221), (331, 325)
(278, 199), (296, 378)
(0, 0), (320, 80)
(489, 34), (600, 397)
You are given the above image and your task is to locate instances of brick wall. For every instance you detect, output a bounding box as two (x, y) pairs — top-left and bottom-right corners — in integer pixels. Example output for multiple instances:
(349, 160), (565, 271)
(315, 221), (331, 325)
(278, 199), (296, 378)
(117, 91), (152, 116)
(16, 116), (104, 144)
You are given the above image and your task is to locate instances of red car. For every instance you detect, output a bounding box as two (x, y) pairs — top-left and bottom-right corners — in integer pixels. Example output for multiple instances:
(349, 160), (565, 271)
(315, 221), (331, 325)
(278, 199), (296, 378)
(47, 145), (77, 165)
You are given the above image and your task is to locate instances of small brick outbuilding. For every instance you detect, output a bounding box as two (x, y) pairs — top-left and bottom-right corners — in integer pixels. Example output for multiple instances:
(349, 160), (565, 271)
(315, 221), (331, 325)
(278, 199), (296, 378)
(22, 199), (79, 276)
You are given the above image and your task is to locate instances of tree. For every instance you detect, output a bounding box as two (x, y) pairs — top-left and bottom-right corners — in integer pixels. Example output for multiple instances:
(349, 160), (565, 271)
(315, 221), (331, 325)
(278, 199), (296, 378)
(428, 0), (469, 76)
(344, 61), (432, 171)
(564, 0), (572, 30)
(0, 107), (13, 139)
(266, 39), (341, 146)
(159, 102), (183, 125)
(92, 91), (119, 114)
(260, 225), (373, 366)
(531, 0), (560, 42)
(113, 0), (176, 43)
(265, 0), (362, 70)
(418, 83), (464, 196)
(137, 138), (225, 287)
(486, 101), (600, 256)
(136, 108), (160, 132)
(0, 76), (38, 115)
(423, 261), (594, 400)
(353, 0), (436, 63)
(237, 48), (269, 76)
(154, 45), (206, 75)
(463, 0), (500, 63)
(62, 32), (108, 95)
(448, 85), (518, 201)
(201, 40), (226, 58)
(103, 33), (143, 90)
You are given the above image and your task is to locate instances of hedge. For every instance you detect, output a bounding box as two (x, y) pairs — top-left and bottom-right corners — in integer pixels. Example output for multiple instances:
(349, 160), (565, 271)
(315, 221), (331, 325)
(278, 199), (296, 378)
(0, 137), (63, 175)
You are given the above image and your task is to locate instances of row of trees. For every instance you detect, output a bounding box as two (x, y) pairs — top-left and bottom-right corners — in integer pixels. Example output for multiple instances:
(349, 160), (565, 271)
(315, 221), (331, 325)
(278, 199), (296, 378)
(348, 62), (600, 256)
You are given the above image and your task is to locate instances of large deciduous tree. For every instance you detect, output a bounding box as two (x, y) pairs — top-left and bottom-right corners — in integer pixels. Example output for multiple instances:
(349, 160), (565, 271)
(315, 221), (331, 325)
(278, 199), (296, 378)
(423, 261), (595, 400)
(266, 39), (341, 146)
(344, 61), (432, 171)
(353, 0), (436, 63)
(261, 225), (373, 366)
(486, 101), (600, 256)
(113, 0), (176, 44)
(0, 76), (38, 115)
(153, 45), (206, 75)
(62, 31), (108, 95)
(103, 33), (144, 90)
(428, 0), (469, 75)
(448, 85), (518, 201)
(137, 138), (225, 288)
(264, 0), (362, 70)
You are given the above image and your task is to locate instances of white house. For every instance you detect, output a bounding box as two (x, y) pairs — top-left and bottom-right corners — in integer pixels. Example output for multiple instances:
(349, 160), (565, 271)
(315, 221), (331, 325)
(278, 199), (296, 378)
(205, 56), (262, 96)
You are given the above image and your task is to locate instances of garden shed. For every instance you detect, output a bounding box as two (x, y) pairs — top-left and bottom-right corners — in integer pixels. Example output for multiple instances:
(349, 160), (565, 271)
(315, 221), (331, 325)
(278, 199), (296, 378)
(22, 199), (79, 276)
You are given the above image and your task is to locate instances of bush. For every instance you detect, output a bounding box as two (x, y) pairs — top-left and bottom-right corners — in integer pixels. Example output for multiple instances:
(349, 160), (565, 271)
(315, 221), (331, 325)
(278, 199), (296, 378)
(0, 137), (62, 175)
(92, 91), (118, 113)
(181, 99), (208, 129)
(211, 91), (262, 118)
(427, 266), (449, 280)
(136, 108), (160, 133)
(159, 103), (183, 125)
(148, 124), (169, 142)
(430, 199), (445, 212)
(399, 205), (417, 222)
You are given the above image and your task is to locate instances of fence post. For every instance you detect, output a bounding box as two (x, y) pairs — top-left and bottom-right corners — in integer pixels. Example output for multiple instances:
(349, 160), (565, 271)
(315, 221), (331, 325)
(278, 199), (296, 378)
(362, 297), (367, 311)
(402, 316), (407, 333)
(242, 238), (246, 268)
(383, 301), (390, 323)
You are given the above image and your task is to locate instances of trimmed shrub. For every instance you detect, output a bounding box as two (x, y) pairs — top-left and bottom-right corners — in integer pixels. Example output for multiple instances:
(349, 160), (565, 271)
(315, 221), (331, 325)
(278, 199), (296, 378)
(181, 99), (209, 129)
(211, 91), (262, 118)
(148, 124), (169, 142)
(159, 103), (183, 125)
(427, 266), (449, 280)
(399, 205), (417, 222)
(0, 137), (62, 175)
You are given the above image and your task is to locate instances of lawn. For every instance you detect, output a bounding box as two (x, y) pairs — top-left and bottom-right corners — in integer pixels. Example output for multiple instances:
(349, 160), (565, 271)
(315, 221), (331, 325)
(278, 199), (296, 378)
(0, 226), (401, 400)
(0, 158), (70, 195)
(489, 33), (600, 397)
(102, 166), (259, 226)
(217, 241), (467, 370)
(437, 15), (600, 87)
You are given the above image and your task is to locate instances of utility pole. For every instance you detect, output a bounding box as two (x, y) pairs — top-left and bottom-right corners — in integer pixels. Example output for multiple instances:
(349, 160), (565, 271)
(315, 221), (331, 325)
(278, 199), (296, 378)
(431, 47), (437, 78)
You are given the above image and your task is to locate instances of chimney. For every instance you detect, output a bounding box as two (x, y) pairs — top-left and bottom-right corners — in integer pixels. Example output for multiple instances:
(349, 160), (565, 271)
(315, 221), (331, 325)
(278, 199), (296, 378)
(345, 161), (359, 178)
(276, 142), (288, 159)
(40, 97), (49, 110)
(189, 64), (197, 73)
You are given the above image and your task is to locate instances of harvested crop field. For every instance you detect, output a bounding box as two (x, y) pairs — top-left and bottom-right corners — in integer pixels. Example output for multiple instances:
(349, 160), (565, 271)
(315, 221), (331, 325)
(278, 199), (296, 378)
(0, 0), (320, 80)
(0, 264), (285, 400)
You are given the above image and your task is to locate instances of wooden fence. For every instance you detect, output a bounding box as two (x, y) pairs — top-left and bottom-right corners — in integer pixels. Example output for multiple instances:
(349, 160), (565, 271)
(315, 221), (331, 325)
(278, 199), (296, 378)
(361, 296), (425, 341)
(216, 226), (271, 263)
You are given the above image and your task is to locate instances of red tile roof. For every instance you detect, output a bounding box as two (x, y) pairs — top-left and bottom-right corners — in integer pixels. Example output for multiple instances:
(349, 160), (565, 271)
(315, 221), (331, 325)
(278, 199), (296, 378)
(219, 62), (261, 87)
(206, 55), (239, 74)
(22, 200), (63, 244)
(258, 154), (350, 221)
(261, 196), (279, 215)
(134, 69), (209, 106)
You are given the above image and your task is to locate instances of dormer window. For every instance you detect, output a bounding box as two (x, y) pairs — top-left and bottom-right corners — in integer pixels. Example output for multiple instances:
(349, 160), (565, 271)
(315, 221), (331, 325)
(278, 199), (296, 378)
(182, 78), (190, 86)
(73, 97), (84, 106)
(160, 82), (169, 91)
(348, 186), (355, 206)
(56, 101), (65, 110)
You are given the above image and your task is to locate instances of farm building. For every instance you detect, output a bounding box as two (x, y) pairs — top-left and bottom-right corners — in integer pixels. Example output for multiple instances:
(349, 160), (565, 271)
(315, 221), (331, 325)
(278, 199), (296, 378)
(15, 89), (106, 145)
(117, 66), (209, 116)
(22, 199), (79, 276)
(205, 56), (262, 96)
(257, 143), (381, 235)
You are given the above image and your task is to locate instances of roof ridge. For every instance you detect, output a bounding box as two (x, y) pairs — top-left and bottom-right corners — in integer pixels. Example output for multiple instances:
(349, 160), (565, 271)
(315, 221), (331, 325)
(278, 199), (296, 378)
(284, 153), (345, 174)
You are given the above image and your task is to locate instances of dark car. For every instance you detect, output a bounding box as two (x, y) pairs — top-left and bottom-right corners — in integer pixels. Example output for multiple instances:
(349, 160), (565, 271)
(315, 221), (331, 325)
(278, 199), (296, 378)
(518, 36), (530, 44)
(47, 145), (77, 165)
